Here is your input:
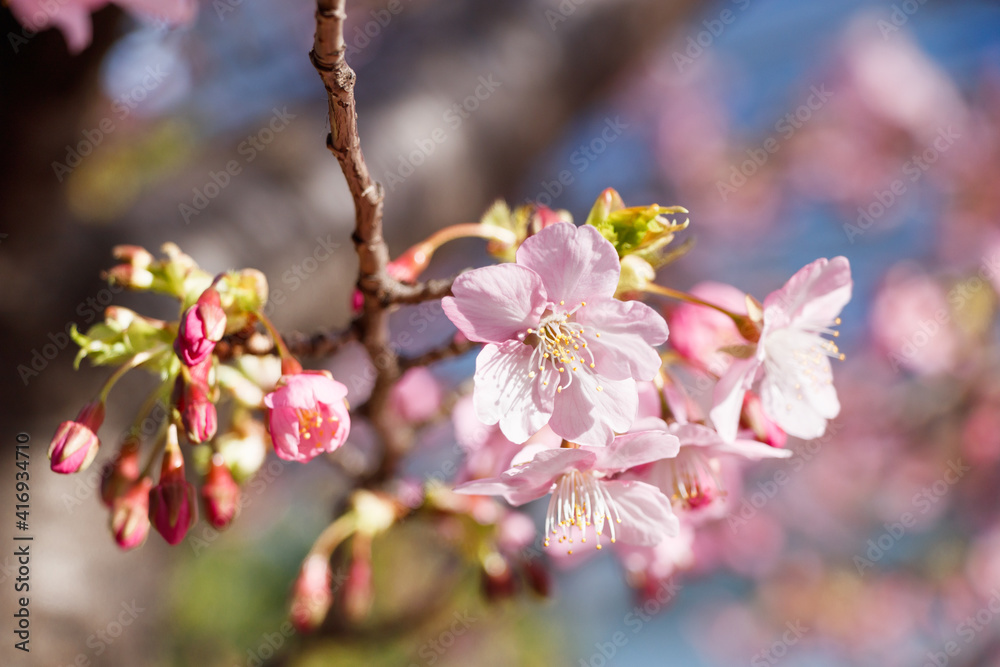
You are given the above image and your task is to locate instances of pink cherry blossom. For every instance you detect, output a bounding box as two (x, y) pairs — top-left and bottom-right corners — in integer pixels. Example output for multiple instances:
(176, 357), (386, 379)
(455, 429), (681, 551)
(389, 367), (442, 424)
(442, 222), (669, 447)
(264, 371), (350, 463)
(8, 0), (197, 54)
(710, 257), (852, 441)
(629, 423), (790, 516)
(174, 287), (226, 368)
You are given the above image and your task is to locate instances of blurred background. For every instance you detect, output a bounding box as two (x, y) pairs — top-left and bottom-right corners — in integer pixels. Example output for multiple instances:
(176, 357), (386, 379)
(3, 0), (1000, 665)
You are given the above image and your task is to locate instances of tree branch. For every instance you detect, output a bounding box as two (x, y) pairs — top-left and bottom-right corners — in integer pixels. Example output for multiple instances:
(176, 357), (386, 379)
(400, 337), (478, 371)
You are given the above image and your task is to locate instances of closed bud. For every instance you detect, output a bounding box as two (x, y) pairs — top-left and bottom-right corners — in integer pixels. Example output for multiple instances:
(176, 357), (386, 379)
(584, 187), (626, 228)
(522, 559), (552, 598)
(100, 437), (141, 507)
(196, 288), (227, 343)
(388, 242), (433, 284)
(105, 264), (155, 290)
(290, 554), (333, 633)
(343, 555), (374, 622)
(110, 477), (153, 551)
(149, 427), (198, 545)
(741, 392), (787, 448)
(48, 400), (104, 474)
(112, 244), (154, 269)
(175, 288), (226, 367)
(201, 455), (240, 529)
(176, 376), (217, 444)
(481, 552), (516, 601)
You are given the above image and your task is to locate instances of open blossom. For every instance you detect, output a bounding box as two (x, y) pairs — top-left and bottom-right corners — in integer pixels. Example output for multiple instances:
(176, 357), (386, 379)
(264, 371), (350, 463)
(710, 257), (852, 441)
(629, 423), (791, 516)
(8, 0), (196, 53)
(442, 222), (669, 447)
(455, 430), (681, 551)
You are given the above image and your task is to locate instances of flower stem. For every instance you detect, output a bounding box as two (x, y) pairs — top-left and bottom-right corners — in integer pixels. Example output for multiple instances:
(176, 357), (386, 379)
(255, 311), (300, 373)
(98, 348), (164, 403)
(308, 514), (358, 560)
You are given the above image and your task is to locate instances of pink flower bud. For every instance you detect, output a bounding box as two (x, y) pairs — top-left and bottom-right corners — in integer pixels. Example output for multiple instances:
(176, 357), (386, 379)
(174, 287), (226, 367)
(112, 244), (153, 268)
(105, 264), (155, 290)
(149, 432), (198, 545)
(343, 555), (373, 622)
(100, 437), (140, 507)
(264, 371), (351, 463)
(201, 455), (240, 529)
(350, 288), (364, 315)
(667, 281), (749, 374)
(387, 242), (433, 284)
(481, 553), (515, 601)
(290, 554), (333, 633)
(48, 400), (104, 474)
(175, 375), (217, 444)
(110, 478), (153, 551)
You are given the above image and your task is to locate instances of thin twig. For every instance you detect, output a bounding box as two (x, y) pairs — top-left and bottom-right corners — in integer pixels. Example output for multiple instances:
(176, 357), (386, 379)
(400, 337), (479, 371)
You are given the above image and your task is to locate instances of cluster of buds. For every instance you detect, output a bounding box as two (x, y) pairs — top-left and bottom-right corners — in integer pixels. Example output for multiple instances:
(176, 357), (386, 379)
(49, 244), (352, 551)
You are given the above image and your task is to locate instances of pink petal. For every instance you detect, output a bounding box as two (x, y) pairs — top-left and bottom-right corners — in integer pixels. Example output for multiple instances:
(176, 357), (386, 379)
(443, 263), (547, 344)
(587, 430), (680, 473)
(473, 341), (556, 444)
(577, 298), (668, 381)
(455, 447), (595, 506)
(709, 356), (760, 442)
(759, 356), (839, 440)
(516, 223), (620, 308)
(603, 480), (679, 546)
(763, 256), (852, 330)
(548, 373), (637, 447)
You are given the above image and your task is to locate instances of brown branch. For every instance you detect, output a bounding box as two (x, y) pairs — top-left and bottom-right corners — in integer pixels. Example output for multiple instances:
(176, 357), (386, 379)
(311, 0), (409, 476)
(400, 337), (478, 371)
(215, 324), (359, 360)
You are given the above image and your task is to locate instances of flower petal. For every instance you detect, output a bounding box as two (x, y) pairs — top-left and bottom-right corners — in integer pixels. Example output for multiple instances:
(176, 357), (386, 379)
(455, 447), (596, 506)
(548, 373), (637, 447)
(587, 430), (680, 473)
(443, 263), (547, 344)
(516, 223), (620, 307)
(709, 356), (760, 442)
(602, 479), (679, 546)
(764, 256), (852, 330)
(473, 341), (556, 444)
(759, 338), (840, 440)
(577, 298), (668, 381)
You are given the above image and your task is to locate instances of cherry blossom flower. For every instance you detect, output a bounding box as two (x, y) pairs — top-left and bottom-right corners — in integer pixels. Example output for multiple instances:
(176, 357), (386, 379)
(8, 0), (196, 53)
(264, 371), (350, 463)
(442, 222), (669, 447)
(710, 257), (852, 441)
(455, 429), (681, 551)
(629, 422), (791, 516)
(667, 281), (749, 375)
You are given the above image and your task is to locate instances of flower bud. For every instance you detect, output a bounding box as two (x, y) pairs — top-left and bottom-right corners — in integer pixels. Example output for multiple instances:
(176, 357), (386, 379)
(112, 244), (154, 268)
(149, 427), (198, 545)
(351, 288), (364, 315)
(229, 268), (269, 314)
(290, 554), (333, 633)
(741, 392), (787, 448)
(110, 477), (153, 551)
(176, 375), (218, 444)
(201, 455), (240, 529)
(100, 436), (140, 507)
(616, 255), (657, 297)
(389, 367), (442, 424)
(584, 187), (626, 228)
(105, 264), (155, 290)
(343, 554), (373, 622)
(175, 287), (226, 367)
(481, 552), (516, 601)
(48, 400), (104, 474)
(523, 559), (552, 598)
(388, 242), (433, 284)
